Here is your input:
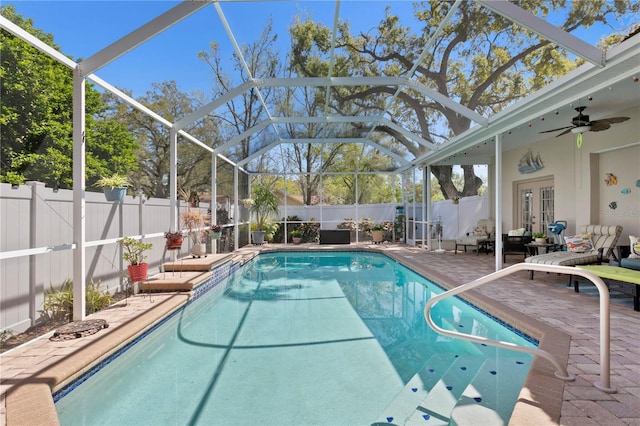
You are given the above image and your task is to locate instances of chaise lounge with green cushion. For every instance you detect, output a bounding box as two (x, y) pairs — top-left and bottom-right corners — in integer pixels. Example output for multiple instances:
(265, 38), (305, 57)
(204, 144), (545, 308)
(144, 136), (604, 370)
(525, 224), (623, 279)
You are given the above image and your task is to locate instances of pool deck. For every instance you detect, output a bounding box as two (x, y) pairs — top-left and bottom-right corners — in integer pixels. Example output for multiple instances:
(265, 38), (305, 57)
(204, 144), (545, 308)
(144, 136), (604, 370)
(1, 243), (639, 425)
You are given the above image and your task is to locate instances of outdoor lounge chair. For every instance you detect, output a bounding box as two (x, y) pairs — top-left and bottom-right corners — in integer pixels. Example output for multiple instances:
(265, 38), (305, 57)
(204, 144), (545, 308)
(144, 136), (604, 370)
(455, 219), (494, 254)
(525, 224), (623, 279)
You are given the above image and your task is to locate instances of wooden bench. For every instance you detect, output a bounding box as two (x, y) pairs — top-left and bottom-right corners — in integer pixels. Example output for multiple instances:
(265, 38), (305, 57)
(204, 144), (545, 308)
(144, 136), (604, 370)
(575, 265), (640, 311)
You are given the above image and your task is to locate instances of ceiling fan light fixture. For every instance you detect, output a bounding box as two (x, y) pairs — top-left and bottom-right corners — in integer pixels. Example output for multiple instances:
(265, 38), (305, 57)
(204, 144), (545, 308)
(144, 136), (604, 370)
(571, 125), (591, 134)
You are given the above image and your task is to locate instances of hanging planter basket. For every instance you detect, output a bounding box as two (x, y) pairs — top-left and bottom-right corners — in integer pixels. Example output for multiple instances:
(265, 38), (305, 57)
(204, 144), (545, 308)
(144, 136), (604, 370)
(165, 232), (183, 250)
(127, 263), (148, 282)
(103, 187), (127, 202)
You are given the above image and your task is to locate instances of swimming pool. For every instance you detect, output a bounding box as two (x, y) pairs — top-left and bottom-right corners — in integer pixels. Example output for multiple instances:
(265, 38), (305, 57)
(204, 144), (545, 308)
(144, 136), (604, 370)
(55, 251), (535, 425)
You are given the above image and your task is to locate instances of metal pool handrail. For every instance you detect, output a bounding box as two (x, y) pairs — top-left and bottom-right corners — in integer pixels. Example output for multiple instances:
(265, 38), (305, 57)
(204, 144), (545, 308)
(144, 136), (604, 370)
(424, 262), (617, 393)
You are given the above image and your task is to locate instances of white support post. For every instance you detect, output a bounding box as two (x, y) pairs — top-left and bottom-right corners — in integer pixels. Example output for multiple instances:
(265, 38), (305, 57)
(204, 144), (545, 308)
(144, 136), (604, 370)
(212, 154), (218, 254)
(423, 167), (429, 250)
(355, 172), (359, 243)
(72, 68), (86, 321)
(424, 164), (433, 250)
(27, 181), (45, 326)
(234, 166), (239, 250)
(495, 134), (503, 271)
(169, 128), (178, 231)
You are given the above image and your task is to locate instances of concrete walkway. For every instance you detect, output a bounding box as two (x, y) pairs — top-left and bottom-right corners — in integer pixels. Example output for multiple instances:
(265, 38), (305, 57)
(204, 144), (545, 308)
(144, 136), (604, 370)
(1, 244), (639, 425)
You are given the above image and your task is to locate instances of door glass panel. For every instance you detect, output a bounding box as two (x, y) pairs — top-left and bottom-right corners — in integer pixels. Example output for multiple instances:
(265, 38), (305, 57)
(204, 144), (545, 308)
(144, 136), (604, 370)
(520, 189), (533, 231)
(540, 186), (554, 232)
(516, 178), (554, 234)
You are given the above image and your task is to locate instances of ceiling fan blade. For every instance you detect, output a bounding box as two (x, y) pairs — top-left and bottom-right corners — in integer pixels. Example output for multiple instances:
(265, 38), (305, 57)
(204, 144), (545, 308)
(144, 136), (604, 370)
(539, 126), (572, 134)
(555, 128), (573, 137)
(589, 121), (611, 132)
(592, 116), (630, 125)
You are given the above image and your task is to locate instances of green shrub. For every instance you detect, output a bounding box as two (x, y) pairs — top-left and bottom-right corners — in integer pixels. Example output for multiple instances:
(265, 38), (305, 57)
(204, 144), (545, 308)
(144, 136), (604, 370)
(42, 278), (113, 320)
(0, 329), (15, 345)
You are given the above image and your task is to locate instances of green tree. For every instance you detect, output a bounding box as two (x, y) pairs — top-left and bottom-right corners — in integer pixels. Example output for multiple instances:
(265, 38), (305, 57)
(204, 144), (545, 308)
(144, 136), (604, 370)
(104, 81), (218, 198)
(198, 20), (279, 167)
(290, 0), (638, 200)
(0, 5), (138, 188)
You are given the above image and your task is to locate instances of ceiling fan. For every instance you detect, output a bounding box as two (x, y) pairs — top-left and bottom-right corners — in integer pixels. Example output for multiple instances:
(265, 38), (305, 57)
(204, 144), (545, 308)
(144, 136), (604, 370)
(539, 106), (630, 137)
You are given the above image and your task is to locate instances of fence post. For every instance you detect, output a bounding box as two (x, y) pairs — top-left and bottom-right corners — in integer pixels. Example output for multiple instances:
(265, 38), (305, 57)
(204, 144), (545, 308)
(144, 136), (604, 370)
(27, 181), (45, 327)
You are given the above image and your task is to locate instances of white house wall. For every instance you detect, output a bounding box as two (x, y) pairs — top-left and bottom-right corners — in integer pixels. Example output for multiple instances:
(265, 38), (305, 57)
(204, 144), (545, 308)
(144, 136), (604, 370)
(500, 106), (640, 238)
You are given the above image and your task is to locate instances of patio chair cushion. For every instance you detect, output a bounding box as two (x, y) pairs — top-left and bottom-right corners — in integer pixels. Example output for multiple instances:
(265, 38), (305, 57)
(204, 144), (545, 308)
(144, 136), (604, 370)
(565, 234), (594, 252)
(525, 224), (622, 268)
(455, 219), (494, 254)
(508, 228), (526, 236)
(456, 219), (494, 245)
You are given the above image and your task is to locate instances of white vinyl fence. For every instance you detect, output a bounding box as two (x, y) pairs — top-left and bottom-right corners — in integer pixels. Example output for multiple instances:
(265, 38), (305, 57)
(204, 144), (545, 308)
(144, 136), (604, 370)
(0, 182), (488, 333)
(0, 182), (213, 333)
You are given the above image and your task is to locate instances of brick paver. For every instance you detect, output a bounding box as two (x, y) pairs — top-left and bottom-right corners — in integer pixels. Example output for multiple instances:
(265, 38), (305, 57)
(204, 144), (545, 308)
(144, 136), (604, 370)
(1, 243), (639, 425)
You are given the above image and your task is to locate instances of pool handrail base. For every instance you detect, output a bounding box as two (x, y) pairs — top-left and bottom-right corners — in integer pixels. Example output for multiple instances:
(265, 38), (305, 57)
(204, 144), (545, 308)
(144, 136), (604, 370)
(424, 262), (616, 392)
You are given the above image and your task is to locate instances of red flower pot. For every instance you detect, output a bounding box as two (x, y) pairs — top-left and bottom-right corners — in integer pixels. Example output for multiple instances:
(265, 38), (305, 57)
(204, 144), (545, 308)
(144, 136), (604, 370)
(165, 234), (183, 250)
(127, 263), (148, 282)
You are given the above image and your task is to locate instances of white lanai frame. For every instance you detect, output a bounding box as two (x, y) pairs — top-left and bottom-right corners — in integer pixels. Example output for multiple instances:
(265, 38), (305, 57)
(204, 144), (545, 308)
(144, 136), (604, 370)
(2, 0), (620, 320)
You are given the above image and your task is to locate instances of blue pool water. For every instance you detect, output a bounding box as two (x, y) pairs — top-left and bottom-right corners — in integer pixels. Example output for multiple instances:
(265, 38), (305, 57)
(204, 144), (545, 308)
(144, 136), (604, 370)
(55, 252), (535, 425)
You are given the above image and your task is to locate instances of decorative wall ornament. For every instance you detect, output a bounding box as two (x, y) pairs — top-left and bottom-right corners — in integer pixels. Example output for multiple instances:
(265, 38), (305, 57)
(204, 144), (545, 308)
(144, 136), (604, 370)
(621, 188), (631, 195)
(518, 150), (544, 174)
(608, 201), (618, 210)
(636, 179), (640, 188)
(604, 172), (617, 186)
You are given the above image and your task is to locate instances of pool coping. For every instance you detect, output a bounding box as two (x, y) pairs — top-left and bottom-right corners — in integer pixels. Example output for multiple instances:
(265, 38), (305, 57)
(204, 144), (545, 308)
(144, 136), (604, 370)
(1, 245), (567, 425)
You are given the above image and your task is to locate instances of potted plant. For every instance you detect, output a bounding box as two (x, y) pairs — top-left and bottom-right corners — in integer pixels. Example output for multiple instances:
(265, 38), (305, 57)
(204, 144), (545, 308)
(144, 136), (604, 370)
(181, 209), (210, 257)
(209, 224), (222, 240)
(532, 232), (547, 244)
(371, 223), (386, 244)
(247, 184), (279, 245)
(117, 237), (153, 282)
(290, 229), (303, 244)
(96, 173), (129, 202)
(242, 198), (255, 209)
(164, 231), (183, 250)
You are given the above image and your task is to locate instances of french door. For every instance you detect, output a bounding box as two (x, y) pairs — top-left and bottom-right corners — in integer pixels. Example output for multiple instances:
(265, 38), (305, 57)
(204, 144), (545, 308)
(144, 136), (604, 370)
(516, 178), (554, 234)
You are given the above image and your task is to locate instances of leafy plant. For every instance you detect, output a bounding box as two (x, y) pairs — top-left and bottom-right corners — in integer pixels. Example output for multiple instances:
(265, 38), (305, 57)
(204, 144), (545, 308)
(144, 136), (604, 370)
(252, 221), (279, 242)
(248, 184), (279, 231)
(117, 237), (153, 265)
(290, 230), (303, 237)
(85, 279), (113, 314)
(95, 173), (129, 189)
(532, 232), (547, 239)
(0, 329), (15, 345)
(42, 280), (73, 320)
(178, 188), (200, 207)
(41, 278), (113, 321)
(181, 209), (210, 243)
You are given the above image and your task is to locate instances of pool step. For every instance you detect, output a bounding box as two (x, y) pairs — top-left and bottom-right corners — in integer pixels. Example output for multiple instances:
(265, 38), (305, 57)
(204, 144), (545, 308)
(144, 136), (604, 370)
(373, 353), (455, 424)
(374, 353), (484, 425)
(449, 357), (531, 426)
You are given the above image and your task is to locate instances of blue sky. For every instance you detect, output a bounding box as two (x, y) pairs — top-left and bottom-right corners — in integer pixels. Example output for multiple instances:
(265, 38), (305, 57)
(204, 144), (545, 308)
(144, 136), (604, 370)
(8, 1), (417, 98)
(7, 1), (633, 100)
